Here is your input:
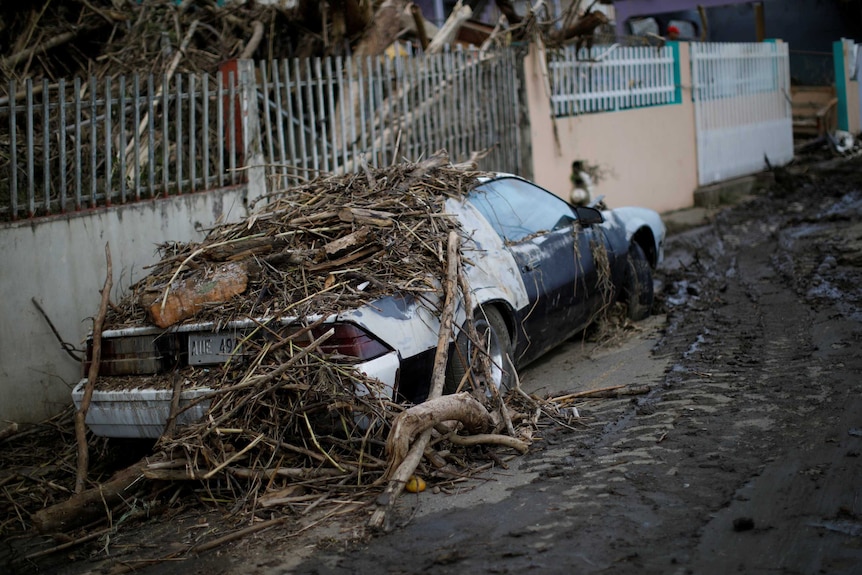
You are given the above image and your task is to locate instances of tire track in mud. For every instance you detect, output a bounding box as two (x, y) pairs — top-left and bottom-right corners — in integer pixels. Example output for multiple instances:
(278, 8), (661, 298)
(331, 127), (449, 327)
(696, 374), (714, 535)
(511, 207), (852, 573)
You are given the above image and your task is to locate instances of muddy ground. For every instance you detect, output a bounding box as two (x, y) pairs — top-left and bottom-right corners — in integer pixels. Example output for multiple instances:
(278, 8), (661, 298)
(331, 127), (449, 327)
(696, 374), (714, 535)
(5, 154), (862, 574)
(280, 158), (862, 575)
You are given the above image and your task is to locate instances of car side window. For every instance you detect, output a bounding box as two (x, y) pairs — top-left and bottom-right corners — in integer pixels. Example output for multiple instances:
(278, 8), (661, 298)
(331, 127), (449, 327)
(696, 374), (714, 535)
(467, 177), (577, 242)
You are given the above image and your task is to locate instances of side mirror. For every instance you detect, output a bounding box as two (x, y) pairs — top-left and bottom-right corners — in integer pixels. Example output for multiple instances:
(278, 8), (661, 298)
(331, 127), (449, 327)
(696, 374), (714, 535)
(575, 206), (604, 226)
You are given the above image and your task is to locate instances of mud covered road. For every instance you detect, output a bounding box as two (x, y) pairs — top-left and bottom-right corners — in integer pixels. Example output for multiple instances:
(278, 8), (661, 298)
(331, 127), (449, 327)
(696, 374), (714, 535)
(285, 160), (862, 574)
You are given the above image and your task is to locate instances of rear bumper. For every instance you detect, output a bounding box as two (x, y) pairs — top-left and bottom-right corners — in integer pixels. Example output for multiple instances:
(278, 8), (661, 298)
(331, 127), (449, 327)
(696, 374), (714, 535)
(71, 380), (212, 439)
(71, 350), (402, 439)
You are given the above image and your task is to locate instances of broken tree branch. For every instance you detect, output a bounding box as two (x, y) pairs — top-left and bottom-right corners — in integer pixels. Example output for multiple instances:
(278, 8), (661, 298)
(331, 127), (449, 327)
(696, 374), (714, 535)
(368, 230), (461, 529)
(240, 20), (264, 59)
(74, 243), (112, 494)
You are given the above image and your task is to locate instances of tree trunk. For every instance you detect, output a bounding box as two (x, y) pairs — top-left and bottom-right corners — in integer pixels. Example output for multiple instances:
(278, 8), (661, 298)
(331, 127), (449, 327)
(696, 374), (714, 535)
(353, 0), (409, 57)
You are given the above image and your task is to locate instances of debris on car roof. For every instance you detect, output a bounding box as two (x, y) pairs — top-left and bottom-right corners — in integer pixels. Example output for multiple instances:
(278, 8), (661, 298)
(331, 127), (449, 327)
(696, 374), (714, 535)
(108, 152), (486, 330)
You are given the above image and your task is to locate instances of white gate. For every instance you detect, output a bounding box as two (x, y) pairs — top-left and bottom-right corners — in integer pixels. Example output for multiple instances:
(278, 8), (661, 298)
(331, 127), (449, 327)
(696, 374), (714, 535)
(691, 42), (793, 186)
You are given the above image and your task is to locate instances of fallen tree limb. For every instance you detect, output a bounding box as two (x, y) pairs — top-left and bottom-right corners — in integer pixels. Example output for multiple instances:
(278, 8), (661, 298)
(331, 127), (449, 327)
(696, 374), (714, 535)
(551, 384), (652, 402)
(75, 243), (112, 494)
(386, 392), (493, 472)
(239, 20), (264, 59)
(368, 230), (461, 529)
(445, 431), (529, 453)
(2, 27), (93, 69)
(31, 459), (146, 533)
(426, 1), (472, 54)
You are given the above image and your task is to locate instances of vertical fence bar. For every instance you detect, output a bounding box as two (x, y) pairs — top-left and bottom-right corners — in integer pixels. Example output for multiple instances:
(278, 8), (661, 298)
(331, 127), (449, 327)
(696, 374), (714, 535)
(162, 74), (169, 195)
(266, 61), (283, 181)
(147, 74), (156, 198)
(74, 77), (82, 210)
(176, 73), (183, 194)
(384, 54), (396, 164)
(59, 78), (67, 212)
(216, 71), (224, 187)
(357, 57), (369, 163)
(118, 76), (126, 204)
(89, 76), (97, 208)
(442, 50), (454, 161)
(203, 73), (211, 189)
(9, 81), (17, 219)
(420, 54), (431, 156)
(282, 60), (298, 183)
(133, 75), (141, 200)
(305, 57), (326, 177)
(368, 57), (379, 166)
(314, 57), (329, 174)
(42, 79), (50, 214)
(336, 56), (349, 171)
(189, 74), (196, 192)
(435, 53), (445, 154)
(416, 55), (429, 159)
(345, 56), (358, 170)
(26, 80), (35, 216)
(228, 70), (236, 185)
(259, 62), (275, 182)
(325, 56), (339, 173)
(105, 76), (112, 206)
(294, 58), (308, 177)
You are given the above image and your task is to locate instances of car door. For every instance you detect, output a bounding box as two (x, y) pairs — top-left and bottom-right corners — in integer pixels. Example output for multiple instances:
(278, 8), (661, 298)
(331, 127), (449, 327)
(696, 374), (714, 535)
(468, 177), (602, 365)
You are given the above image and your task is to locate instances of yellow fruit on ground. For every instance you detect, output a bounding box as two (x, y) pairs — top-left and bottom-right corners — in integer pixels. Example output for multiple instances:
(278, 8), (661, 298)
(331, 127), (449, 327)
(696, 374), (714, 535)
(404, 475), (426, 493)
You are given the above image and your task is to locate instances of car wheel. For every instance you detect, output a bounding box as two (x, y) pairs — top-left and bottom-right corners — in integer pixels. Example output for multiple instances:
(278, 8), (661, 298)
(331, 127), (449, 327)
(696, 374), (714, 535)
(623, 242), (654, 321)
(445, 306), (513, 395)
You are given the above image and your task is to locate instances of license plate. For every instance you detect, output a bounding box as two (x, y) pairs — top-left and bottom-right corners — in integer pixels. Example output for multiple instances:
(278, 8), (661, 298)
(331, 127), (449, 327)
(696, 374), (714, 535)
(188, 332), (241, 365)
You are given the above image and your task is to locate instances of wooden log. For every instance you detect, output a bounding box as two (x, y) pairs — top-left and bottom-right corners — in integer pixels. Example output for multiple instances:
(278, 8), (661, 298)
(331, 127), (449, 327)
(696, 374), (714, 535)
(31, 461), (146, 533)
(139, 262), (248, 328)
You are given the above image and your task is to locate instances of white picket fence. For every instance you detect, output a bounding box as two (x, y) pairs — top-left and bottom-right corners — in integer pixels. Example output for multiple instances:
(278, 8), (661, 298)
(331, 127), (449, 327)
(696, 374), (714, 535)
(691, 42), (793, 186)
(547, 44), (678, 116)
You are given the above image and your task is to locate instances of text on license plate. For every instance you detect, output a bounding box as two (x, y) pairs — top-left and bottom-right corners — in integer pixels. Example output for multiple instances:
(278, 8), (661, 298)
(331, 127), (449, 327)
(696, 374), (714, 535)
(188, 332), (241, 365)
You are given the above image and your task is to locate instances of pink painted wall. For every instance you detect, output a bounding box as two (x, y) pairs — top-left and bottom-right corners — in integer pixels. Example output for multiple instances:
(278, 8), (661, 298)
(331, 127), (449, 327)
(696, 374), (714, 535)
(523, 43), (699, 214)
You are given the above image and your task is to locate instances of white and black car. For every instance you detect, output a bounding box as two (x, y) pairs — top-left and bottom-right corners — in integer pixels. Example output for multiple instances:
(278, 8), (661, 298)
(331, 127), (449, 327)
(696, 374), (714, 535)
(73, 174), (665, 438)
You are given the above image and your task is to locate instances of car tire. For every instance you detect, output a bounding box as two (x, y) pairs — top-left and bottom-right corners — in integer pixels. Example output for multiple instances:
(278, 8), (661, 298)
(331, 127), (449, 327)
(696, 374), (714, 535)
(623, 242), (654, 321)
(445, 306), (513, 395)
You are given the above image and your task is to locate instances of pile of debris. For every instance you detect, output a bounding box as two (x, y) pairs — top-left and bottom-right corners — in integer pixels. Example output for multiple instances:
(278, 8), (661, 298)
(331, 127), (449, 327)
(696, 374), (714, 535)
(0, 0), (617, 86)
(1, 155), (651, 568)
(25, 155), (550, 538)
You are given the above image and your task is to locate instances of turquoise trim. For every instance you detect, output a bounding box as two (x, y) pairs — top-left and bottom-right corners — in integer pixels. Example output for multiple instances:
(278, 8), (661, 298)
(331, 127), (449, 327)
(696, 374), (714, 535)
(834, 41), (849, 131)
(670, 41), (682, 104)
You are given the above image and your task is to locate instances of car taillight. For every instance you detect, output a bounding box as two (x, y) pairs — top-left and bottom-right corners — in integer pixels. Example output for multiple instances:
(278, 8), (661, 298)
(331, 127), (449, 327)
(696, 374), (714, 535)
(309, 323), (390, 362)
(84, 334), (179, 376)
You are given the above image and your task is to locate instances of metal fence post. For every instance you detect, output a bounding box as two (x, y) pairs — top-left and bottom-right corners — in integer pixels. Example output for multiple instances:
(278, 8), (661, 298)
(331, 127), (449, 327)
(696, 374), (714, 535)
(236, 59), (267, 206)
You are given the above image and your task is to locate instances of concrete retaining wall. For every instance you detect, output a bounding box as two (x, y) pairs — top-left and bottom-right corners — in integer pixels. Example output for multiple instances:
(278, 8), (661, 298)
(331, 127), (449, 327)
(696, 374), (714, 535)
(0, 186), (257, 423)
